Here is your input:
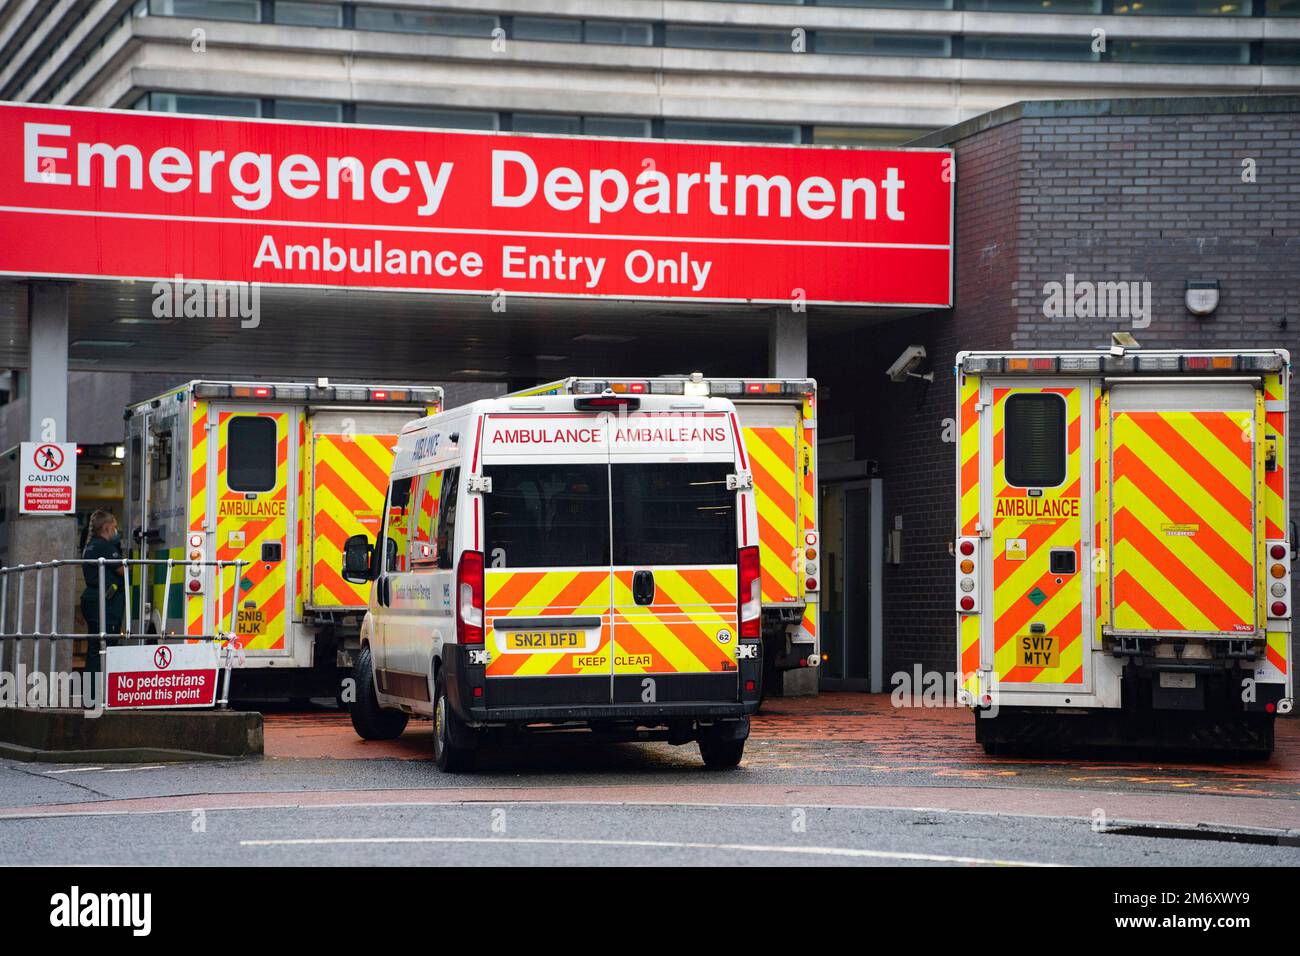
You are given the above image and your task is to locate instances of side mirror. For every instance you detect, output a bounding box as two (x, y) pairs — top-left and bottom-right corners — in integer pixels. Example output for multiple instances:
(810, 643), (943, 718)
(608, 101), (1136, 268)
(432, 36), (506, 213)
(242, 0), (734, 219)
(342, 534), (375, 584)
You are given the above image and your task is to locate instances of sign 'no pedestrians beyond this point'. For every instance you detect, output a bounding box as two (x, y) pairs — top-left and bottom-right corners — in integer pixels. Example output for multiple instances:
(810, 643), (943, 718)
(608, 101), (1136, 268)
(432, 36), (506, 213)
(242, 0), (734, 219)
(19, 441), (76, 514)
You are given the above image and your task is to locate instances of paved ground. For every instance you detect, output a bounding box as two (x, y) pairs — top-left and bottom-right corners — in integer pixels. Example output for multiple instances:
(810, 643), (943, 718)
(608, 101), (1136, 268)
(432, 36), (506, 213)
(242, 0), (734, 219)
(1, 694), (1297, 866)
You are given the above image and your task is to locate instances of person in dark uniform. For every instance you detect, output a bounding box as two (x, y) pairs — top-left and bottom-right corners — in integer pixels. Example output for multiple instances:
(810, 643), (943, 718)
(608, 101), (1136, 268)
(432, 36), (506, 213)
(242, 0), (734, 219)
(81, 509), (125, 674)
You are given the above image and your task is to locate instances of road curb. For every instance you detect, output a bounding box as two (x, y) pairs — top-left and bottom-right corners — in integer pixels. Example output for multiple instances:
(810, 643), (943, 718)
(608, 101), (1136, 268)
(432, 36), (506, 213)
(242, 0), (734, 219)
(0, 707), (263, 762)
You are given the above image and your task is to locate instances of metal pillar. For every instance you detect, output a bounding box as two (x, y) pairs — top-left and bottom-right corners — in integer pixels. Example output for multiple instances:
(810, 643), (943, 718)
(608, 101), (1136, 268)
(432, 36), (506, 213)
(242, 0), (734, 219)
(767, 308), (808, 379)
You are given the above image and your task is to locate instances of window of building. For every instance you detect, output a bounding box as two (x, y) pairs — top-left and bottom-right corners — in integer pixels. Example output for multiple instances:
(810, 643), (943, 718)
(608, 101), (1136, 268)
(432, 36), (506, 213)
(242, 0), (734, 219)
(583, 116), (653, 138)
(663, 119), (801, 144)
(513, 113), (583, 135)
(274, 2), (343, 27)
(815, 31), (951, 57)
(817, 0), (954, 7)
(1113, 0), (1251, 13)
(226, 417), (277, 492)
(354, 7), (498, 38)
(665, 24), (795, 53)
(813, 125), (934, 146)
(1267, 0), (1300, 13)
(354, 104), (498, 130)
(965, 0), (1100, 9)
(145, 91), (262, 116)
(1109, 39), (1251, 62)
(1263, 41), (1300, 63)
(148, 0), (262, 20)
(584, 19), (653, 45)
(964, 35), (1102, 60)
(1004, 394), (1066, 488)
(513, 16), (582, 43)
(275, 99), (343, 122)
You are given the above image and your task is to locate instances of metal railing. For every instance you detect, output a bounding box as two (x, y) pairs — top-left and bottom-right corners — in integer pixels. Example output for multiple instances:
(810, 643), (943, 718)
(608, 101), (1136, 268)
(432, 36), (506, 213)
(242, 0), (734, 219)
(0, 558), (246, 708)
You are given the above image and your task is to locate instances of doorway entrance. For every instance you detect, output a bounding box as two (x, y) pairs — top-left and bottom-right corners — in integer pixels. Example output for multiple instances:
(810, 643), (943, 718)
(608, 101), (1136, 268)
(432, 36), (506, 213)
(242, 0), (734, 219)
(818, 474), (882, 692)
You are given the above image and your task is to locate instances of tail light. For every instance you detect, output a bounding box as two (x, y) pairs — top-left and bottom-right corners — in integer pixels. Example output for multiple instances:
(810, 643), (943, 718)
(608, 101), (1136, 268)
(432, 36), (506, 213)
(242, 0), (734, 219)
(457, 550), (485, 644)
(738, 545), (761, 639)
(956, 537), (979, 614)
(1267, 539), (1290, 621)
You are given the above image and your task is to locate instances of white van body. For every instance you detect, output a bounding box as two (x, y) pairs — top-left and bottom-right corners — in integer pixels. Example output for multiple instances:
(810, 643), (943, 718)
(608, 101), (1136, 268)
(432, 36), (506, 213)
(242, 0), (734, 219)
(345, 391), (763, 770)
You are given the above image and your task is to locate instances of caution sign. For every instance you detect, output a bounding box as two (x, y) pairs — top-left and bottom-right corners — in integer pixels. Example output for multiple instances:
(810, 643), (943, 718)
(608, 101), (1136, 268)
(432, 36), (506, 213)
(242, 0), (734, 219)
(105, 643), (221, 709)
(19, 441), (77, 514)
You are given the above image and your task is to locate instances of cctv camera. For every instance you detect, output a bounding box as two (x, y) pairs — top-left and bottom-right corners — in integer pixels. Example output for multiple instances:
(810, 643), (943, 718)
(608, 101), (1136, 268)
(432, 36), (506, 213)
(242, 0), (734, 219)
(887, 345), (932, 384)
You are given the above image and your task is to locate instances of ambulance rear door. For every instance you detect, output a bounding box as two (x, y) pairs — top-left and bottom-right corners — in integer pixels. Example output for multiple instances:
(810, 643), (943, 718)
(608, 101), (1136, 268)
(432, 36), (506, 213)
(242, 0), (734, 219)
(479, 409), (615, 707)
(306, 408), (403, 612)
(1106, 380), (1261, 639)
(211, 406), (295, 655)
(982, 381), (1093, 693)
(609, 406), (745, 705)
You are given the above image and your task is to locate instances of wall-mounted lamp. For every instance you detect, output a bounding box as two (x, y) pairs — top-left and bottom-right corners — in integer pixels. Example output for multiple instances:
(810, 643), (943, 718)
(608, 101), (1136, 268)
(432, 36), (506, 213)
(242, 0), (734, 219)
(1186, 280), (1220, 318)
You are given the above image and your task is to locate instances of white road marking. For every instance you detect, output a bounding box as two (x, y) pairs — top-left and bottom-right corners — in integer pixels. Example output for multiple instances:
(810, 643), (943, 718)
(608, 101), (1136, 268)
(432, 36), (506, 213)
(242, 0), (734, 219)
(41, 767), (104, 774)
(97, 766), (167, 773)
(237, 834), (1058, 867)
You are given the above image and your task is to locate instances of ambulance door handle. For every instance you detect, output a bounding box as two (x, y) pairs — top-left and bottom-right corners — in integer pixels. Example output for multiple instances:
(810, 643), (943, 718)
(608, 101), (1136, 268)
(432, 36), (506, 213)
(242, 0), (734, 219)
(632, 570), (655, 606)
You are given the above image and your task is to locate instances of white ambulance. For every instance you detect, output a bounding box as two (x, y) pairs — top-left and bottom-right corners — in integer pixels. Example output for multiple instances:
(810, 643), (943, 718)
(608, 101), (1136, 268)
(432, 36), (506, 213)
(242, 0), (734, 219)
(342, 389), (763, 770)
(955, 346), (1293, 755)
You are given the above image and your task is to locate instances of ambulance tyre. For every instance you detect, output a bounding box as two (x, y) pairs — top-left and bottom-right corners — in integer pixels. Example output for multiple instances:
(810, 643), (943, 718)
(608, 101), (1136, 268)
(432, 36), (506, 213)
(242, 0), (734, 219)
(698, 735), (746, 769)
(350, 644), (408, 741)
(433, 672), (477, 773)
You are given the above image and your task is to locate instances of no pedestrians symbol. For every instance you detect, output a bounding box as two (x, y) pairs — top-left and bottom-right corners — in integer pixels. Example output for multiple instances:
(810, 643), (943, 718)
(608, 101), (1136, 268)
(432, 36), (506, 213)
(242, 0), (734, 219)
(154, 646), (172, 669)
(34, 443), (63, 471)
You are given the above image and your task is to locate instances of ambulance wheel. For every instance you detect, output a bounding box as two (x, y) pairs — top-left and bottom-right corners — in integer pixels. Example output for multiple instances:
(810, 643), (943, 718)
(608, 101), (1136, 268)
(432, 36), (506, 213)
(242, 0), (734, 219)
(349, 644), (408, 741)
(433, 672), (477, 773)
(698, 736), (746, 769)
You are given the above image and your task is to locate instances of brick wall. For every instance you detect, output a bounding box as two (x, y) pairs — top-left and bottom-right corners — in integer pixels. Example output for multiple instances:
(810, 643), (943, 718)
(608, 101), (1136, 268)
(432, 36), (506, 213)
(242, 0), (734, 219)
(813, 96), (1300, 682)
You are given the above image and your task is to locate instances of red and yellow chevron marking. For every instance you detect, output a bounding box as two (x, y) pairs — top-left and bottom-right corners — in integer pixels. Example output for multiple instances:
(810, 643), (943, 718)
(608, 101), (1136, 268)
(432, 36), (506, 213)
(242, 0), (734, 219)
(613, 566), (739, 674)
(187, 397), (209, 637)
(1111, 409), (1255, 635)
(1266, 631), (1289, 676)
(960, 613), (981, 695)
(991, 387), (1085, 685)
(216, 411), (290, 651)
(295, 415), (307, 619)
(310, 433), (396, 607)
(743, 425), (798, 604)
(1094, 387), (1108, 647)
(1264, 371), (1287, 540)
(958, 373), (980, 537)
(485, 569), (612, 677)
(799, 397), (817, 539)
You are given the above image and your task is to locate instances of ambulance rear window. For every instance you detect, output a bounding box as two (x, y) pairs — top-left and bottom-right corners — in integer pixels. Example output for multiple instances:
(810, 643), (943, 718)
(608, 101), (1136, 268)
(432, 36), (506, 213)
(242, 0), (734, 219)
(227, 416), (277, 492)
(612, 463), (735, 566)
(483, 464), (610, 568)
(1004, 393), (1066, 488)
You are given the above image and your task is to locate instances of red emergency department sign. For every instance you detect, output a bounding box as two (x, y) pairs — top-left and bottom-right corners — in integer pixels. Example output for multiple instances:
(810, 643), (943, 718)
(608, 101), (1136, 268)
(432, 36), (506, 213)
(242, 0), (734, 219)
(0, 102), (953, 307)
(105, 643), (221, 709)
(19, 440), (76, 514)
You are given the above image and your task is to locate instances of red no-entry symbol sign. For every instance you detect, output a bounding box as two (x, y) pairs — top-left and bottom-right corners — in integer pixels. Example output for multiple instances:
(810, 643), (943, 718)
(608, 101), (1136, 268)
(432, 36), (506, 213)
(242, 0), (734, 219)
(153, 646), (172, 669)
(34, 444), (63, 471)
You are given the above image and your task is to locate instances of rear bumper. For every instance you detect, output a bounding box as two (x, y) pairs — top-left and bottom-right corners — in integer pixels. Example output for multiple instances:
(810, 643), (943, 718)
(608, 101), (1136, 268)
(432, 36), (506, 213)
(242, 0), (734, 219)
(443, 644), (761, 723)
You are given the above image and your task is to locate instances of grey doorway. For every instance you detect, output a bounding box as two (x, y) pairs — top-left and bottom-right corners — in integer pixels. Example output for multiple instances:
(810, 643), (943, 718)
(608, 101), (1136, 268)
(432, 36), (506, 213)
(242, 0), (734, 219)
(818, 476), (883, 692)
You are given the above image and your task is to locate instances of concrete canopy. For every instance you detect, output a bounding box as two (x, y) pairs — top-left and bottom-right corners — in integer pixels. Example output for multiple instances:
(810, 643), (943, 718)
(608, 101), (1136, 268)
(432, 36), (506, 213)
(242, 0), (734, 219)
(0, 278), (925, 383)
